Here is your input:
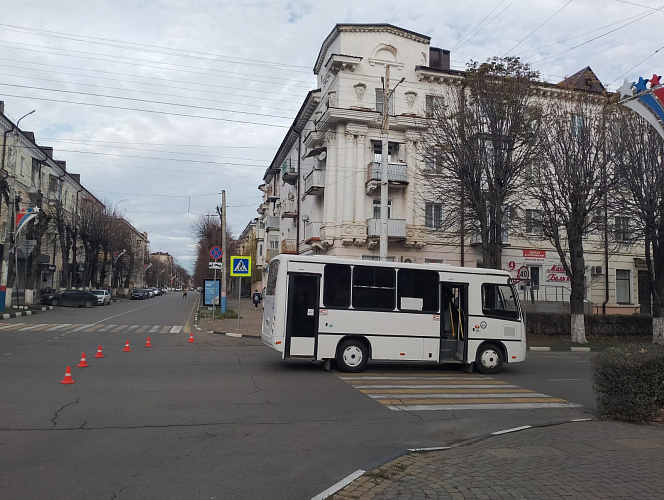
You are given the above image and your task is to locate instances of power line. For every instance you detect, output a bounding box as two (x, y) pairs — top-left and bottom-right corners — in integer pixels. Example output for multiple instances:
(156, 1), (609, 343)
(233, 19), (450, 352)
(454, 0), (519, 52)
(503, 0), (574, 57)
(1, 70), (304, 113)
(0, 57), (309, 100)
(531, 4), (660, 65)
(0, 82), (297, 121)
(0, 92), (291, 128)
(451, 0), (509, 52)
(0, 40), (316, 90)
(0, 23), (312, 71)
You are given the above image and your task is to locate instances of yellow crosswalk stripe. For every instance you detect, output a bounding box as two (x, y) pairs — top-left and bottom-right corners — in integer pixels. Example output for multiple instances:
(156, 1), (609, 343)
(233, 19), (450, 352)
(339, 372), (579, 411)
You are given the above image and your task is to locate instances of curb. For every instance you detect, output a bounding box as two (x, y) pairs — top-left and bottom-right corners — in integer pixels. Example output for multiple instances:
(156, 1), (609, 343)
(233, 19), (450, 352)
(528, 346), (604, 352)
(2, 310), (36, 319)
(213, 330), (261, 339)
(312, 418), (595, 500)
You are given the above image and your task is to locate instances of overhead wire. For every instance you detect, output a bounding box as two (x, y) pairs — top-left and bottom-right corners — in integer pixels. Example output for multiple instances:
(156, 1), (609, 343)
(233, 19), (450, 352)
(0, 23), (312, 71)
(503, 0), (574, 57)
(0, 40), (316, 90)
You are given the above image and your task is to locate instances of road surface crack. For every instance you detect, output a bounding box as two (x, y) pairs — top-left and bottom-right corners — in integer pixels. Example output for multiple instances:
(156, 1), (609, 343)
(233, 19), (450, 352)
(50, 397), (81, 429)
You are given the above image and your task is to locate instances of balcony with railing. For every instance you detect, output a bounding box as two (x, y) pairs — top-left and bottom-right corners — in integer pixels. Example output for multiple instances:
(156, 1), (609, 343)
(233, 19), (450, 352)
(304, 169), (325, 195)
(304, 221), (322, 242)
(281, 199), (297, 218)
(266, 248), (279, 261)
(366, 218), (407, 239)
(281, 159), (297, 185)
(281, 239), (297, 254)
(265, 216), (279, 231)
(365, 161), (408, 194)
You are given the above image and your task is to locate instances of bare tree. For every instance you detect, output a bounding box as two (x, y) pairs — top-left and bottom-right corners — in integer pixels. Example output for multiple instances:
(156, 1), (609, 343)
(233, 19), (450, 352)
(611, 107), (664, 343)
(525, 94), (613, 343)
(78, 202), (110, 288)
(419, 57), (542, 268)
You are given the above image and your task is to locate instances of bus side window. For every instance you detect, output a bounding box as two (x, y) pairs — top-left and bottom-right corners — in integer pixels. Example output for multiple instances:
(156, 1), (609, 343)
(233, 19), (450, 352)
(397, 269), (439, 312)
(482, 283), (519, 319)
(323, 264), (351, 308)
(352, 266), (396, 310)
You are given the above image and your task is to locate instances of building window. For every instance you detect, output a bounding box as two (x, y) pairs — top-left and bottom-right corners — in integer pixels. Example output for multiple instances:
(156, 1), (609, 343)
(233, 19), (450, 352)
(373, 141), (398, 163)
(19, 156), (25, 176)
(48, 175), (58, 193)
(375, 89), (395, 115)
(424, 149), (444, 174)
(615, 217), (630, 242)
(425, 202), (443, 229)
(373, 199), (392, 219)
(526, 209), (542, 235)
(529, 266), (540, 290)
(616, 269), (631, 304)
(425, 95), (445, 117)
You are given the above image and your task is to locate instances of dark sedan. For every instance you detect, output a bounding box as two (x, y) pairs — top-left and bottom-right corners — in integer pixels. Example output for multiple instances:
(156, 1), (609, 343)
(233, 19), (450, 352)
(131, 289), (148, 300)
(41, 290), (97, 308)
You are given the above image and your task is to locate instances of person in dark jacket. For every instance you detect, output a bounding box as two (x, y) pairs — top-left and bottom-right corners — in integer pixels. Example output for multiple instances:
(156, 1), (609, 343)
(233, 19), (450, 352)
(252, 290), (262, 310)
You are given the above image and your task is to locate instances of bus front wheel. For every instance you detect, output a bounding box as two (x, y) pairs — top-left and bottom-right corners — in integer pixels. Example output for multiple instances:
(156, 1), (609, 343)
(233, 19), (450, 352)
(337, 339), (368, 373)
(475, 344), (503, 374)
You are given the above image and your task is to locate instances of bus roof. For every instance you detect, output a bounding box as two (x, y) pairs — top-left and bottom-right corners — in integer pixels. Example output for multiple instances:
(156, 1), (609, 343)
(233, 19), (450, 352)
(270, 254), (512, 279)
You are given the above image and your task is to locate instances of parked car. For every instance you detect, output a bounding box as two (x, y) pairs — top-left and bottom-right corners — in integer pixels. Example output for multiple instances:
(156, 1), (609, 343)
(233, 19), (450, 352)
(131, 289), (148, 300)
(90, 289), (111, 306)
(41, 290), (97, 308)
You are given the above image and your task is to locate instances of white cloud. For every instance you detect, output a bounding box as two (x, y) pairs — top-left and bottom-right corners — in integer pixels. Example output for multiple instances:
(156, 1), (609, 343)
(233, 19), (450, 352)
(2, 0), (664, 271)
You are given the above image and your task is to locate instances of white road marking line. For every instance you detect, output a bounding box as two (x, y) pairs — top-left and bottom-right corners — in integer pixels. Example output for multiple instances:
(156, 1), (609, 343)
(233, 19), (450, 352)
(19, 324), (47, 331)
(492, 425), (533, 435)
(353, 384), (518, 389)
(47, 324), (71, 331)
(368, 393), (551, 399)
(149, 325), (160, 333)
(340, 376), (484, 381)
(169, 326), (182, 334)
(311, 469), (366, 500)
(387, 402), (583, 411)
(0, 323), (24, 330)
(70, 324), (93, 332)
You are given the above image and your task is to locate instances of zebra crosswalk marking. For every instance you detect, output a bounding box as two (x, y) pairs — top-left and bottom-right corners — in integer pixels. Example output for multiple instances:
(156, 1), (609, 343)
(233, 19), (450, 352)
(0, 323), (24, 330)
(19, 324), (48, 331)
(1, 323), (185, 334)
(46, 324), (71, 331)
(340, 372), (581, 412)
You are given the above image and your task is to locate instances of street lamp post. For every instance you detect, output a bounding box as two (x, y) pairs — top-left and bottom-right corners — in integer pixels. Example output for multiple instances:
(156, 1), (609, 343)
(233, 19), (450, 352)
(10, 110), (36, 308)
(110, 249), (126, 294)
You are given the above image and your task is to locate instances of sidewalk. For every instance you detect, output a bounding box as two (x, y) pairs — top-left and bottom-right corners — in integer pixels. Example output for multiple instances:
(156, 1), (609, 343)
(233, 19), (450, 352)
(195, 294), (263, 338)
(323, 419), (664, 500)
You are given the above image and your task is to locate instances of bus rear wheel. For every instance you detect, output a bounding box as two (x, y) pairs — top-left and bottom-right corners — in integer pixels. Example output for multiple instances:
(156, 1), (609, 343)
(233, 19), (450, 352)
(475, 344), (503, 374)
(337, 339), (368, 373)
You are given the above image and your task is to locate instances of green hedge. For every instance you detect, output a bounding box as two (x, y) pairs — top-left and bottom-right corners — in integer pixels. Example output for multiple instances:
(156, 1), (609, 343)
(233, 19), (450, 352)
(526, 312), (652, 337)
(591, 344), (664, 421)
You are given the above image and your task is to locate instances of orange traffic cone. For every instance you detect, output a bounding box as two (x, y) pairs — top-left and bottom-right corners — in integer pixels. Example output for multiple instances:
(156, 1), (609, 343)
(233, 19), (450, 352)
(60, 366), (76, 384)
(188, 333), (195, 343)
(144, 337), (152, 348)
(76, 352), (90, 368)
(123, 340), (131, 352)
(94, 345), (105, 358)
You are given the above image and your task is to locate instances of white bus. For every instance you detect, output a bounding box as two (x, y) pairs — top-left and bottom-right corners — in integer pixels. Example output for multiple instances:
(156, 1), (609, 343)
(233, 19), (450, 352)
(261, 254), (526, 374)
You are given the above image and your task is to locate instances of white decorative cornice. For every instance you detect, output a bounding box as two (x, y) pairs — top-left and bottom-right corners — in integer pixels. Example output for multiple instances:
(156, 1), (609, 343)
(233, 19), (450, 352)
(325, 54), (362, 75)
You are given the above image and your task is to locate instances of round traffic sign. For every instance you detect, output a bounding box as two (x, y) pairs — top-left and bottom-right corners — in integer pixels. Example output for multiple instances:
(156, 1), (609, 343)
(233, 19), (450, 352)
(209, 246), (223, 260)
(517, 266), (529, 280)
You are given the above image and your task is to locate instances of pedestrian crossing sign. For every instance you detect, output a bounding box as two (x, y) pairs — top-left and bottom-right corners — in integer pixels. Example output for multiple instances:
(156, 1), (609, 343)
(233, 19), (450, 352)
(230, 256), (251, 277)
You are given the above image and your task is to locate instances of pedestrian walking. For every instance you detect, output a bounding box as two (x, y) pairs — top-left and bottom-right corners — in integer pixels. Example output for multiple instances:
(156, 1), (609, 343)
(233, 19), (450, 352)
(252, 289), (262, 310)
(182, 287), (187, 298)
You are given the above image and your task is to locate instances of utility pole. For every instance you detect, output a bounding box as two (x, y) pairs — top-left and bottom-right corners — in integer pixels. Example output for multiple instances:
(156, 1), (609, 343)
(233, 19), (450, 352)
(379, 68), (405, 261)
(379, 66), (390, 261)
(221, 190), (227, 313)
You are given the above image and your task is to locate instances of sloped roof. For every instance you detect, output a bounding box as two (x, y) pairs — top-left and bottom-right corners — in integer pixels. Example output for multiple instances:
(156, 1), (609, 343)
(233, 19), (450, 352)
(558, 66), (605, 93)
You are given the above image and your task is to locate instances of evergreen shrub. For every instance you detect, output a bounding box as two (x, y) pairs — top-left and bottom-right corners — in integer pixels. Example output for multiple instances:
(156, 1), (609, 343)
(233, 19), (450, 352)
(591, 344), (664, 421)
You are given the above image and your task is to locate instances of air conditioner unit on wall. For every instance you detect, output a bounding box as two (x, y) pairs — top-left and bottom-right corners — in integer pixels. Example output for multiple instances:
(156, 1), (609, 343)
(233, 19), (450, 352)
(591, 266), (604, 275)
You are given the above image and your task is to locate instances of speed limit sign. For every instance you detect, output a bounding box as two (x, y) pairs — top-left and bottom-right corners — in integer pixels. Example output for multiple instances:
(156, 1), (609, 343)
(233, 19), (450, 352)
(517, 266), (529, 280)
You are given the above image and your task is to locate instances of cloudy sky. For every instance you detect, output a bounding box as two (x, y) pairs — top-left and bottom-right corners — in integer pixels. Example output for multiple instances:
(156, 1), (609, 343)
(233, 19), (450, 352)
(1, 0), (662, 271)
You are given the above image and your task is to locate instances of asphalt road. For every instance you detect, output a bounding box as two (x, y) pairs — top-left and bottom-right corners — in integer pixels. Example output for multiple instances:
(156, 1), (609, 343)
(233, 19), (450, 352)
(0, 294), (598, 499)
